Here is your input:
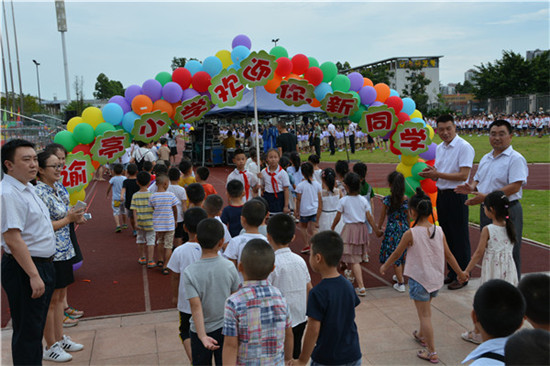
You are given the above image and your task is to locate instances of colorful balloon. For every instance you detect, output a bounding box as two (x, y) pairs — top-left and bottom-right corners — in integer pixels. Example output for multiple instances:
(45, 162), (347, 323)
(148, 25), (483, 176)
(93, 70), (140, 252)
(54, 130), (77, 152)
(291, 54), (309, 75)
(215, 50), (233, 69)
(304, 67), (323, 86)
(275, 57), (292, 77)
(421, 178), (437, 194)
(73, 123), (95, 145)
(331, 74), (351, 92)
(396, 162), (413, 178)
(172, 67), (192, 90)
(67, 117), (82, 133)
(122, 111), (140, 133)
(385, 96), (403, 114)
(102, 103), (124, 125)
(155, 71), (172, 86)
(320, 62), (338, 83)
(347, 72), (364, 92)
(152, 99), (174, 118)
(264, 74), (282, 94)
(405, 176), (420, 197)
(142, 79), (162, 102)
(94, 122), (116, 137)
(374, 83), (390, 103)
(69, 189), (86, 206)
(72, 144), (91, 156)
(410, 109), (423, 119)
(397, 112), (410, 125)
(81, 107), (104, 128)
(411, 162), (428, 180)
(390, 89), (400, 97)
(419, 142), (437, 161)
(191, 71), (211, 93)
(363, 78), (374, 87)
(162, 82), (183, 103)
(401, 97), (416, 115)
(401, 154), (418, 166)
(308, 57), (319, 68)
(426, 125), (435, 140)
(269, 46), (288, 59)
(181, 88), (200, 101)
(359, 86), (377, 106)
(131, 94), (153, 115)
(231, 46), (250, 65)
(202, 56), (223, 77)
(314, 82), (332, 101)
(232, 34), (252, 49)
(124, 85), (142, 104)
(108, 95), (131, 114)
(185, 60), (203, 76)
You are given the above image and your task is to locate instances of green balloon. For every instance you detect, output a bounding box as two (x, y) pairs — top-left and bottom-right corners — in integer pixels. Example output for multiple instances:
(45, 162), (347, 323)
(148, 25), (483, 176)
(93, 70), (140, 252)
(308, 57), (319, 68)
(269, 46), (288, 59)
(94, 122), (116, 137)
(350, 104), (366, 123)
(411, 162), (428, 180)
(405, 176), (421, 197)
(320, 62), (338, 83)
(155, 71), (172, 86)
(331, 74), (351, 92)
(73, 123), (95, 145)
(54, 130), (77, 152)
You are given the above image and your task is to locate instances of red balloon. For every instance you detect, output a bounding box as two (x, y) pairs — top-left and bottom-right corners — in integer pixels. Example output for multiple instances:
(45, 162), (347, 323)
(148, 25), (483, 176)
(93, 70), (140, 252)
(291, 54), (309, 75)
(72, 144), (91, 156)
(397, 112), (410, 124)
(275, 57), (292, 77)
(191, 71), (211, 93)
(385, 96), (403, 114)
(304, 67), (323, 86)
(172, 67), (192, 90)
(421, 178), (437, 194)
(426, 159), (435, 167)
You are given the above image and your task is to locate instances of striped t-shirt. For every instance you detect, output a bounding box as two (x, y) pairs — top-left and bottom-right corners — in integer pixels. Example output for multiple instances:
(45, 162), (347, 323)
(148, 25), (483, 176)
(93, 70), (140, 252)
(130, 191), (154, 231)
(149, 191), (179, 232)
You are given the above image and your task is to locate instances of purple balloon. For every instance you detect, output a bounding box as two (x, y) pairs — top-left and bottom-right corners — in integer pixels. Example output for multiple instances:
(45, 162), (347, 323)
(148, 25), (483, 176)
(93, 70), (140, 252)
(108, 95), (131, 114)
(232, 34), (252, 50)
(142, 79), (162, 102)
(347, 72), (364, 92)
(370, 101), (384, 107)
(419, 142), (437, 160)
(359, 86), (377, 105)
(162, 82), (183, 103)
(125, 85), (142, 104)
(181, 88), (199, 101)
(199, 91), (212, 100)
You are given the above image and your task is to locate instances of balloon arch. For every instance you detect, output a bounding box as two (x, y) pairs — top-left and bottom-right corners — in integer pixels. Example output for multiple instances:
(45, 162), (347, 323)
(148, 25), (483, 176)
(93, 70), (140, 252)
(54, 34), (438, 221)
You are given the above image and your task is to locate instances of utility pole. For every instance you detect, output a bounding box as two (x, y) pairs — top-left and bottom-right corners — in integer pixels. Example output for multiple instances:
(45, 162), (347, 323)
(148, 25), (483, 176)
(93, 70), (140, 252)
(33, 60), (41, 111)
(1, 34), (10, 112)
(10, 0), (23, 114)
(55, 0), (71, 102)
(2, 0), (16, 114)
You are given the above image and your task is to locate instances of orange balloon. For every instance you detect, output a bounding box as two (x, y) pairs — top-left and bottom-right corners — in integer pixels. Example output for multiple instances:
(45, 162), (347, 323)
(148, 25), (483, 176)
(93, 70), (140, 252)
(418, 158), (426, 163)
(363, 78), (373, 87)
(171, 101), (182, 110)
(310, 98), (321, 107)
(131, 95), (153, 116)
(265, 74), (282, 94)
(286, 73), (301, 80)
(153, 99), (174, 118)
(374, 83), (391, 103)
(91, 159), (100, 170)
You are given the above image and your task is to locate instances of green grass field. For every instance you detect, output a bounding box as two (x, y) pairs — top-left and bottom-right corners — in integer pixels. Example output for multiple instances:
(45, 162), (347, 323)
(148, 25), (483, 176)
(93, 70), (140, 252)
(301, 135), (550, 164)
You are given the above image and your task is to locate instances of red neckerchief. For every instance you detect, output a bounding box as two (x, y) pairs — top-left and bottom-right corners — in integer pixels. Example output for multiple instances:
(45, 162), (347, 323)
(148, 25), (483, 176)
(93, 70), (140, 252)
(266, 166), (282, 198)
(238, 170), (250, 200)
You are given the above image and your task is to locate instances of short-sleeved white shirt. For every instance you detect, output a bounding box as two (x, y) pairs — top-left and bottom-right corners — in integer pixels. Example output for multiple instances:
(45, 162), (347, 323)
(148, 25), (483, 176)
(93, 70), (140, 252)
(328, 123), (336, 137)
(268, 248), (311, 327)
(474, 146), (528, 202)
(227, 168), (258, 203)
(168, 184), (188, 223)
(224, 232), (267, 264)
(1, 174), (56, 257)
(336, 195), (371, 224)
(260, 166), (290, 194)
(295, 180), (322, 217)
(166, 242), (202, 313)
(434, 135), (475, 189)
(215, 216), (232, 244)
(132, 147), (156, 162)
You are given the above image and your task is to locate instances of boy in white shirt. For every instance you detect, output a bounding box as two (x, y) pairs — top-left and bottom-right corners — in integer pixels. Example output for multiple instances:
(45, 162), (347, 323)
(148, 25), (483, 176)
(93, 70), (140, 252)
(202, 194), (231, 250)
(226, 148), (258, 203)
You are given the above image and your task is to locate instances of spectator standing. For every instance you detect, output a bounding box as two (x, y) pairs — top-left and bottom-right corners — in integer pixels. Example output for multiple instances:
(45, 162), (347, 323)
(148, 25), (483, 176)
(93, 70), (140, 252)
(327, 119), (336, 155)
(276, 121), (298, 155)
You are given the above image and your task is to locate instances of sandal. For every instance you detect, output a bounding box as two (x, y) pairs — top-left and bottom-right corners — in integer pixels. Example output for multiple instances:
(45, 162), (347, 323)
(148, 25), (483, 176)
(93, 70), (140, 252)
(64, 306), (84, 319)
(461, 330), (482, 345)
(156, 261), (164, 267)
(413, 330), (427, 347)
(147, 260), (156, 269)
(417, 349), (439, 364)
(162, 268), (170, 275)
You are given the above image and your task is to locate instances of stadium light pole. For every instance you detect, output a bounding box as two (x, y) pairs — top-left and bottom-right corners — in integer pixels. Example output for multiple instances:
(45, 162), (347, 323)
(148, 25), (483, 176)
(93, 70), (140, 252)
(33, 59), (42, 111)
(55, 0), (71, 102)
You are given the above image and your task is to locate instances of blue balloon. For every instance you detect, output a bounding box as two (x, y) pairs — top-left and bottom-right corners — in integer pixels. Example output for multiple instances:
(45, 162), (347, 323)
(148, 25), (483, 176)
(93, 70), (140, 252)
(122, 111), (140, 133)
(185, 60), (203, 76)
(314, 82), (333, 101)
(231, 45), (250, 65)
(411, 117), (426, 126)
(401, 97), (416, 116)
(389, 89), (400, 97)
(102, 103), (124, 126)
(227, 63), (241, 71)
(203, 56), (223, 77)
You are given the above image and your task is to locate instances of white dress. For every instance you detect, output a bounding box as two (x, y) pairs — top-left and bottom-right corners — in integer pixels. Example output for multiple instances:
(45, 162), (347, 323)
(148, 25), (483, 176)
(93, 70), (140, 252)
(318, 188), (344, 234)
(480, 224), (518, 285)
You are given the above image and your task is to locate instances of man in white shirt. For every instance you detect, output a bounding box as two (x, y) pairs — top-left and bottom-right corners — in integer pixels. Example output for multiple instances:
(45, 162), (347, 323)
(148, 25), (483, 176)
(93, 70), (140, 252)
(420, 115), (475, 290)
(1, 139), (57, 364)
(456, 120), (528, 278)
(327, 119), (336, 155)
(347, 119), (357, 154)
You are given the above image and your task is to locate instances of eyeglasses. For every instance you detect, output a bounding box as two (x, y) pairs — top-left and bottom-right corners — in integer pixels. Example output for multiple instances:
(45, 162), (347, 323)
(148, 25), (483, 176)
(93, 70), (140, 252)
(44, 164), (64, 171)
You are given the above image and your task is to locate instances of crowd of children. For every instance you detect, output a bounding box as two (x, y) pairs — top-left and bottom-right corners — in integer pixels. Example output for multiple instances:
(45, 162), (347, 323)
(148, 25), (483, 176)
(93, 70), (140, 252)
(101, 140), (548, 366)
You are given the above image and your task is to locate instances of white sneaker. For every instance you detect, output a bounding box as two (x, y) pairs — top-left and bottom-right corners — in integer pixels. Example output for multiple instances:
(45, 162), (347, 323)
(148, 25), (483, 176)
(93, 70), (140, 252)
(60, 334), (84, 352)
(344, 269), (355, 283)
(392, 275), (398, 282)
(393, 283), (406, 293)
(43, 342), (72, 362)
(362, 253), (369, 263)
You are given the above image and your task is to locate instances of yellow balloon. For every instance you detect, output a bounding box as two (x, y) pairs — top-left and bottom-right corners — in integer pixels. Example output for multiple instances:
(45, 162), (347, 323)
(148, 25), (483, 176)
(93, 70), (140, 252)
(410, 109), (423, 119)
(401, 155), (418, 166)
(69, 189), (86, 206)
(215, 50), (233, 69)
(82, 107), (104, 129)
(67, 117), (83, 133)
(426, 125), (435, 140)
(396, 163), (412, 178)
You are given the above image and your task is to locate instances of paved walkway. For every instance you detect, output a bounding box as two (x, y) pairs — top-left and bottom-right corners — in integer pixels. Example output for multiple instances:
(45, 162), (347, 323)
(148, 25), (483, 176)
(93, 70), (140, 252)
(1, 276), (540, 366)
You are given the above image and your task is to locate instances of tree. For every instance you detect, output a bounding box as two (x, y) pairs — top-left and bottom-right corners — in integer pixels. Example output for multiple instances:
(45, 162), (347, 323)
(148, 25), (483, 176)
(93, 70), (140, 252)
(455, 80), (475, 94)
(93, 73), (124, 100)
(171, 57), (200, 71)
(1, 94), (42, 116)
(401, 64), (431, 112)
(359, 66), (394, 85)
(335, 61), (351, 72)
(66, 76), (90, 115)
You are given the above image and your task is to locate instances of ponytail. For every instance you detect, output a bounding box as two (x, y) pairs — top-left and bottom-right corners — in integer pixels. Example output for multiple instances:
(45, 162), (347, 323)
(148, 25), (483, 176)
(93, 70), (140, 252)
(301, 162), (313, 184)
(322, 168), (336, 193)
(409, 187), (436, 238)
(484, 191), (516, 243)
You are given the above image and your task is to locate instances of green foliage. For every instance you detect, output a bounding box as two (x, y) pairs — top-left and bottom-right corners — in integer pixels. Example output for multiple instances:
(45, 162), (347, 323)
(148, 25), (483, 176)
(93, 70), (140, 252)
(171, 57), (199, 71)
(473, 50), (550, 99)
(93, 73), (124, 100)
(64, 100), (92, 115)
(401, 64), (431, 112)
(455, 80), (475, 94)
(335, 61), (351, 72)
(1, 94), (43, 116)
(359, 66), (393, 85)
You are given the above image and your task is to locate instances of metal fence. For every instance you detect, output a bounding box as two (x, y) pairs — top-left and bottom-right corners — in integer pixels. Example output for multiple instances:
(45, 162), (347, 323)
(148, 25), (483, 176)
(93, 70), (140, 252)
(1, 110), (64, 149)
(438, 94), (550, 116)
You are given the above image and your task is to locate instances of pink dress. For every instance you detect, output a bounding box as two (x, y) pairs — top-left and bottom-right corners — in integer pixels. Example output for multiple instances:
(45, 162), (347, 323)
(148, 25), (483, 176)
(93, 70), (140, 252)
(404, 226), (445, 293)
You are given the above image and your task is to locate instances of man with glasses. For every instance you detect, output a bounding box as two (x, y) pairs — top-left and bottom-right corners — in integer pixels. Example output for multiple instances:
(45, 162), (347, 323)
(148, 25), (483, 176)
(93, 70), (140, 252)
(1, 139), (56, 365)
(456, 120), (528, 278)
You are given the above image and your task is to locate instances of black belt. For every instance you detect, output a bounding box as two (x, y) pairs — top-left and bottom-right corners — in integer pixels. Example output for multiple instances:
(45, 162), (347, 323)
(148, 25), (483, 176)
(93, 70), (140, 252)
(5, 253), (54, 263)
(509, 200), (519, 207)
(322, 210), (337, 213)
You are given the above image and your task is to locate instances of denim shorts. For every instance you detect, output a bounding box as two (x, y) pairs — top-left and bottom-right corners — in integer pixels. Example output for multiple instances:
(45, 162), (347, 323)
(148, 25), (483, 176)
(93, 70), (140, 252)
(408, 277), (438, 302)
(299, 214), (317, 223)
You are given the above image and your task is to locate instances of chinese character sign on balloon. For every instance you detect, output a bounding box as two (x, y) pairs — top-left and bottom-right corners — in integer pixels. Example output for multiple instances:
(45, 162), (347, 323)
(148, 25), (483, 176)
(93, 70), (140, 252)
(209, 68), (245, 108)
(276, 79), (316, 107)
(360, 105), (397, 138)
(90, 130), (131, 165)
(391, 121), (432, 156)
(238, 50), (277, 87)
(174, 95), (212, 125)
(61, 152), (94, 194)
(320, 91), (359, 119)
(131, 111), (172, 143)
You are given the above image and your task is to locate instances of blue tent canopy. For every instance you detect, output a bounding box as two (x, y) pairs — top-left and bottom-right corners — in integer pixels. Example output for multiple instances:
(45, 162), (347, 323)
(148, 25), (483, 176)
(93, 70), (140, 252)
(207, 86), (324, 115)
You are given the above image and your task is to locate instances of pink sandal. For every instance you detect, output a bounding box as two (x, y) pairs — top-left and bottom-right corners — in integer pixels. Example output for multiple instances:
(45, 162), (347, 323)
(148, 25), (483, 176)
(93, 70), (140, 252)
(417, 349), (439, 364)
(413, 330), (427, 347)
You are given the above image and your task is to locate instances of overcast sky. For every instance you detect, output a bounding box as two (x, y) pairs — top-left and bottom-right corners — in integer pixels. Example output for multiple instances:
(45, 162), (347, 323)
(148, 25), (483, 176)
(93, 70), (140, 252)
(3, 0), (549, 102)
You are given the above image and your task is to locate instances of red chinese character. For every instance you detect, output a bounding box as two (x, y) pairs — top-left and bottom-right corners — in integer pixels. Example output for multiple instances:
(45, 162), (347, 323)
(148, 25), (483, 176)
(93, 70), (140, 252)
(179, 98), (209, 122)
(366, 111), (393, 134)
(61, 160), (88, 188)
(98, 136), (125, 159)
(399, 128), (427, 152)
(139, 118), (167, 139)
(326, 96), (356, 116)
(213, 74), (244, 103)
(279, 84), (308, 102)
(242, 58), (272, 82)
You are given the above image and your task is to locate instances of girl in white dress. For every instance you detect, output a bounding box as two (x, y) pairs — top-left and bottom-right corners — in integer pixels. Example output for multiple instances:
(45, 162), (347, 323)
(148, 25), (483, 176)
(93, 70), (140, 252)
(461, 190), (518, 344)
(318, 168), (344, 234)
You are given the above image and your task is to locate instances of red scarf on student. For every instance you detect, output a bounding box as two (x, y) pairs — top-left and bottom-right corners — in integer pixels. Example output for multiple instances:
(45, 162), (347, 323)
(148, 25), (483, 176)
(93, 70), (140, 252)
(266, 166), (283, 198)
(238, 170), (250, 200)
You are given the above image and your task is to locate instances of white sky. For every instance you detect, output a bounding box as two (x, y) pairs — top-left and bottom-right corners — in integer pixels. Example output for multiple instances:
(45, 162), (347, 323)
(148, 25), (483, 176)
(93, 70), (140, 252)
(3, 0), (549, 102)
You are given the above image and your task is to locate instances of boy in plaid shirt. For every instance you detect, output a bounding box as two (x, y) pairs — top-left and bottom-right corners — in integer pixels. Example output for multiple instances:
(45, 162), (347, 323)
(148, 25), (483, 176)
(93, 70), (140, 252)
(222, 239), (293, 365)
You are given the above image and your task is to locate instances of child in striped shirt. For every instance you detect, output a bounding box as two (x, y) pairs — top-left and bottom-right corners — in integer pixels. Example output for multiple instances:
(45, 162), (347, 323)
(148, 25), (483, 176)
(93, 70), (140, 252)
(130, 171), (155, 267)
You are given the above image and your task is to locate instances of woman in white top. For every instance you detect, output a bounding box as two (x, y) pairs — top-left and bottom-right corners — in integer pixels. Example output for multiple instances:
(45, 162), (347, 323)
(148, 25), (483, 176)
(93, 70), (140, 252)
(295, 162), (322, 254)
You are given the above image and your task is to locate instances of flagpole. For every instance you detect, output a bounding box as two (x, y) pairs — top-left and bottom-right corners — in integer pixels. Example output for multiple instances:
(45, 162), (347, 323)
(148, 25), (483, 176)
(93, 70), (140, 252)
(1, 34), (9, 112)
(253, 87), (260, 170)
(10, 0), (23, 114)
(2, 0), (16, 115)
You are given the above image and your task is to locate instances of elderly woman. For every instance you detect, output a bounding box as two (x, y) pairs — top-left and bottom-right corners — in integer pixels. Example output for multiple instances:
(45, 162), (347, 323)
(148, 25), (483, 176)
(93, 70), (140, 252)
(35, 150), (85, 362)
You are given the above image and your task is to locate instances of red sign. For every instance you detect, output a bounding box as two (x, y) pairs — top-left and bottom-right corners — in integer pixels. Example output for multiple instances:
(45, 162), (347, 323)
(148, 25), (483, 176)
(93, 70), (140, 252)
(209, 69), (245, 107)
(276, 79), (315, 107)
(237, 50), (277, 87)
(361, 106), (397, 137)
(320, 92), (359, 118)
(391, 121), (432, 156)
(175, 95), (211, 125)
(131, 111), (172, 143)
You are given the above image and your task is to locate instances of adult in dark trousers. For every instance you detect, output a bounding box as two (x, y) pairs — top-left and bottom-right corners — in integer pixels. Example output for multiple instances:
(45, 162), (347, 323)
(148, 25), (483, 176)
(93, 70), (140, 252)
(312, 120), (322, 157)
(456, 119), (528, 279)
(419, 115), (475, 290)
(348, 119), (357, 154)
(1, 139), (56, 365)
(276, 121), (297, 155)
(327, 119), (336, 155)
